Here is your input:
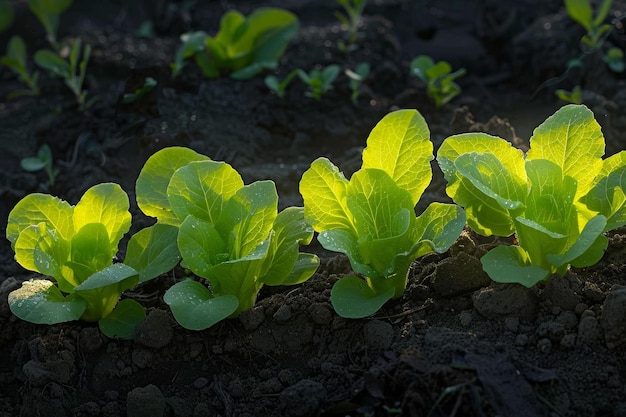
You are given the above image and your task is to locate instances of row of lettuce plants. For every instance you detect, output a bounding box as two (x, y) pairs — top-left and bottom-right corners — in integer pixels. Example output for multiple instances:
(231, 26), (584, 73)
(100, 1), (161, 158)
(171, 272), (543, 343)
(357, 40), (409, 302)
(6, 104), (625, 337)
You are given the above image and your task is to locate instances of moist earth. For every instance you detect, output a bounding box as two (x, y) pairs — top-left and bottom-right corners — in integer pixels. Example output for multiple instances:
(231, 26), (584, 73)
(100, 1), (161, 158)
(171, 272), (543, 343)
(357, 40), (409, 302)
(1, 1), (625, 416)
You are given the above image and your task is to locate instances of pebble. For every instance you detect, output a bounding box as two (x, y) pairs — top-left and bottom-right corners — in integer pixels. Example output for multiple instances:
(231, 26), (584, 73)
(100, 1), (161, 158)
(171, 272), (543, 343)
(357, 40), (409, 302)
(472, 283), (538, 320)
(577, 316), (602, 346)
(126, 384), (166, 417)
(602, 286), (626, 349)
(134, 310), (173, 349)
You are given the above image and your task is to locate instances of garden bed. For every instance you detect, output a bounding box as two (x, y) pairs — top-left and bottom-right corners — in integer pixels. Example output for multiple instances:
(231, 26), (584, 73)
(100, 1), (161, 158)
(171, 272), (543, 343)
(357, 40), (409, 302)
(1, 0), (625, 416)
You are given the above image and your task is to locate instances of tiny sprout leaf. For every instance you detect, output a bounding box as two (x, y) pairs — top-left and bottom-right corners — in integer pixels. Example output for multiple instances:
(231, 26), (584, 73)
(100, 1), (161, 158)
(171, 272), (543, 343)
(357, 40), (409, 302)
(98, 298), (146, 340)
(331, 275), (395, 319)
(164, 279), (239, 331)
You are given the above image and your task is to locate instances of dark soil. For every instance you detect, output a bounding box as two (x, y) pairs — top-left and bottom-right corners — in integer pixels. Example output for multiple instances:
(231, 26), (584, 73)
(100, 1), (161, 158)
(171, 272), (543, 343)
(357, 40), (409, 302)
(1, 1), (626, 416)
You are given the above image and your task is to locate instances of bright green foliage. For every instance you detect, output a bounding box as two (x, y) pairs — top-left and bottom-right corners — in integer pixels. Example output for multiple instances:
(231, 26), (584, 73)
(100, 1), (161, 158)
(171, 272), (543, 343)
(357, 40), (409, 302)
(345, 62), (370, 104)
(565, 0), (613, 48)
(5, 183), (179, 338)
(555, 85), (583, 104)
(437, 104), (626, 287)
(171, 8), (299, 80)
(20, 144), (58, 190)
(410, 55), (466, 109)
(28, 0), (73, 50)
(300, 109), (465, 318)
(35, 38), (91, 109)
(334, 0), (368, 49)
(1, 36), (40, 98)
(135, 147), (320, 330)
(297, 65), (341, 100)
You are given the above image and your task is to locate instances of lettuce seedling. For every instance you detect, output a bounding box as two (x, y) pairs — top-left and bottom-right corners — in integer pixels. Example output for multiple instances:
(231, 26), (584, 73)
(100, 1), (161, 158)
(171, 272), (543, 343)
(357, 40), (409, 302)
(603, 47), (625, 72)
(20, 143), (58, 190)
(345, 62), (370, 104)
(565, 0), (612, 49)
(300, 110), (465, 318)
(35, 38), (91, 109)
(264, 69), (299, 98)
(437, 104), (626, 287)
(410, 55), (466, 109)
(171, 8), (299, 80)
(28, 0), (73, 50)
(135, 147), (320, 330)
(297, 65), (341, 100)
(6, 183), (180, 339)
(334, 0), (368, 50)
(555, 85), (583, 104)
(1, 36), (40, 98)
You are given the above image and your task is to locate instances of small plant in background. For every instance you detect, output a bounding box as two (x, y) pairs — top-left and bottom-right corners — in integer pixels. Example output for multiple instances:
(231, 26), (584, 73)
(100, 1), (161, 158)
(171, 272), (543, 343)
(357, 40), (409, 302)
(171, 7), (299, 80)
(1, 36), (40, 98)
(34, 37), (92, 109)
(20, 144), (58, 190)
(437, 104), (626, 288)
(0, 0), (14, 32)
(564, 0), (613, 49)
(5, 183), (180, 339)
(300, 110), (465, 318)
(555, 85), (583, 104)
(122, 76), (157, 103)
(603, 46), (624, 72)
(298, 64), (341, 100)
(345, 62), (370, 103)
(28, 0), (73, 50)
(264, 69), (299, 98)
(135, 147), (320, 330)
(410, 55), (466, 109)
(334, 0), (368, 50)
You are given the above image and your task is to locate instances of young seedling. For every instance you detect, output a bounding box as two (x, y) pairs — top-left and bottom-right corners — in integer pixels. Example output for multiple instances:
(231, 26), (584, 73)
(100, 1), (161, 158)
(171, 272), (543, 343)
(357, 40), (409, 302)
(6, 183), (180, 338)
(171, 8), (299, 80)
(564, 0), (613, 49)
(555, 85), (582, 104)
(1, 36), (40, 98)
(300, 110), (465, 318)
(437, 104), (626, 288)
(334, 0), (368, 50)
(122, 76), (157, 103)
(264, 69), (299, 98)
(28, 0), (73, 50)
(20, 144), (58, 190)
(345, 62), (370, 104)
(135, 147), (320, 330)
(35, 37), (91, 109)
(410, 55), (466, 109)
(0, 0), (14, 32)
(298, 64), (341, 100)
(603, 47), (624, 72)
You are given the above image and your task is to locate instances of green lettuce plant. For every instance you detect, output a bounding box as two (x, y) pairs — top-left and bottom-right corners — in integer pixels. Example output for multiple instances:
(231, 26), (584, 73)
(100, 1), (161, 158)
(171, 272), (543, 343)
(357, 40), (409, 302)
(264, 69), (299, 98)
(410, 55), (466, 109)
(135, 147), (320, 330)
(171, 7), (299, 80)
(564, 0), (612, 49)
(300, 109), (465, 318)
(6, 183), (180, 339)
(1, 36), (40, 98)
(437, 104), (626, 287)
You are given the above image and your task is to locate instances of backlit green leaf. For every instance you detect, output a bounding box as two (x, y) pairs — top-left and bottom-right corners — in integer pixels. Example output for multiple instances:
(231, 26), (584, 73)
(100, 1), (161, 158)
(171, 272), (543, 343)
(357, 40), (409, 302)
(527, 104), (604, 198)
(124, 223), (181, 283)
(164, 279), (239, 330)
(73, 183), (131, 251)
(300, 157), (354, 233)
(136, 146), (210, 225)
(330, 275), (395, 319)
(8, 279), (86, 324)
(98, 298), (145, 339)
(481, 245), (550, 288)
(361, 109), (433, 204)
